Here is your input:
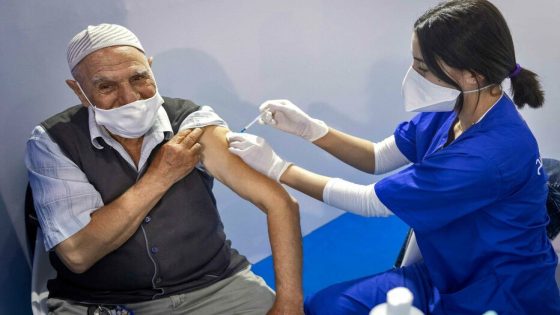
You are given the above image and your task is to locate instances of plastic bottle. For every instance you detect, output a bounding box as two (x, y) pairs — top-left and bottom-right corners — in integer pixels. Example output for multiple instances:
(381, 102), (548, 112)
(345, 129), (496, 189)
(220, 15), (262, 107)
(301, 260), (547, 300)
(369, 287), (424, 315)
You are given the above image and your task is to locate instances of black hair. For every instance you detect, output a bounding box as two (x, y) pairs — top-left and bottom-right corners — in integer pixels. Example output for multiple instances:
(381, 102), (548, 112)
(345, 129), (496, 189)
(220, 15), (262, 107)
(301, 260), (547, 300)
(414, 0), (544, 109)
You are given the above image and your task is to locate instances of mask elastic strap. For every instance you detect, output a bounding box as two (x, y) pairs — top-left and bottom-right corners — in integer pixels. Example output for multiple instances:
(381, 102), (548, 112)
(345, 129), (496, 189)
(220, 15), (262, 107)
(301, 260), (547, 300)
(461, 84), (502, 127)
(462, 84), (495, 94)
(76, 82), (96, 108)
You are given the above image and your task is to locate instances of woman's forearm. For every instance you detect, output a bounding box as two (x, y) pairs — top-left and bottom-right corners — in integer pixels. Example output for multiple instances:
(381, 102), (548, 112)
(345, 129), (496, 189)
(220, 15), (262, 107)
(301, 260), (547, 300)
(279, 165), (330, 201)
(312, 128), (376, 174)
(279, 165), (392, 217)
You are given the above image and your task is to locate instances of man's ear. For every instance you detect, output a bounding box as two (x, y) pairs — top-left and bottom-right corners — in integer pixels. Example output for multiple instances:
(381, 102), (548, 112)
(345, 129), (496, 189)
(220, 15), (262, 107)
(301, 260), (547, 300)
(65, 79), (91, 107)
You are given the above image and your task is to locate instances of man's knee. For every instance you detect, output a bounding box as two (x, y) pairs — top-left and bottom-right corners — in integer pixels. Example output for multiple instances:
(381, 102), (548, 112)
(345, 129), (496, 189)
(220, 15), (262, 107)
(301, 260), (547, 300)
(225, 267), (275, 313)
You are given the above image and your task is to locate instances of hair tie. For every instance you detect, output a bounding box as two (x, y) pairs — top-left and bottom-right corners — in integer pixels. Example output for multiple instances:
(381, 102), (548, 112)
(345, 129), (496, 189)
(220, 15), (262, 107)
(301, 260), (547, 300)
(509, 63), (522, 78)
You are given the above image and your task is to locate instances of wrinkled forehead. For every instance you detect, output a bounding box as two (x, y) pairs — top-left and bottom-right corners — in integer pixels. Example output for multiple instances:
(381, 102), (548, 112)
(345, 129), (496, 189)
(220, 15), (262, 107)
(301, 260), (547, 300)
(75, 46), (149, 80)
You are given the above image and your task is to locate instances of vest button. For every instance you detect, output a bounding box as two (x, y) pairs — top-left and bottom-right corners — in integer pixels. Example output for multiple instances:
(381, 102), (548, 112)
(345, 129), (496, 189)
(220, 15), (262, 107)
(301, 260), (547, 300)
(151, 246), (159, 254)
(155, 277), (162, 284)
(144, 216), (152, 223)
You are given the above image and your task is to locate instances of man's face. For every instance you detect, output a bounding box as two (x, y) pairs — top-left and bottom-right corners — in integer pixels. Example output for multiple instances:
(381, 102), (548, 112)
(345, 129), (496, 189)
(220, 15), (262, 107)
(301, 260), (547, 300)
(72, 46), (156, 110)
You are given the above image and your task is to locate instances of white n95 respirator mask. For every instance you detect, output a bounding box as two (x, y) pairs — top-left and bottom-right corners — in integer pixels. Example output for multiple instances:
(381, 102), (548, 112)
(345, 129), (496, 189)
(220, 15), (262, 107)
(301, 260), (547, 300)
(78, 83), (164, 138)
(401, 66), (460, 112)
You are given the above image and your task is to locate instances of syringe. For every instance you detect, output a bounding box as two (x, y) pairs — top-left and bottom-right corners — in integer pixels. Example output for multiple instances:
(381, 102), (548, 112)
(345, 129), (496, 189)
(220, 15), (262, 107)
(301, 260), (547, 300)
(240, 113), (263, 133)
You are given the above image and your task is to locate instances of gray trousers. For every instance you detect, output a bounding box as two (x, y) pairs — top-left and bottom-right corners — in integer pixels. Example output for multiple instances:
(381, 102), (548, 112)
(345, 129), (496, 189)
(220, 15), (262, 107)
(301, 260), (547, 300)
(47, 266), (275, 315)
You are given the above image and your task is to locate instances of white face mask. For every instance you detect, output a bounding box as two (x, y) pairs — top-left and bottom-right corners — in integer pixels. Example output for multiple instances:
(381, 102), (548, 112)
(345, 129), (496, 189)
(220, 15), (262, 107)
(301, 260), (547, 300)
(401, 66), (493, 113)
(401, 66), (460, 112)
(78, 83), (164, 138)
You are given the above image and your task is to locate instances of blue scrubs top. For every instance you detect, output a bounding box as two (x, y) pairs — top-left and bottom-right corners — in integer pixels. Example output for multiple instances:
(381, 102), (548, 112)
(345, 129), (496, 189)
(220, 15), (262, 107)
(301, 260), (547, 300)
(375, 94), (560, 314)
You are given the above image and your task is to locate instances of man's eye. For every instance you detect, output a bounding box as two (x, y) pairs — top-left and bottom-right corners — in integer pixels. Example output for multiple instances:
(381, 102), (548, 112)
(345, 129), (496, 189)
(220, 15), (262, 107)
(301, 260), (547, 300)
(418, 67), (429, 73)
(97, 84), (115, 93)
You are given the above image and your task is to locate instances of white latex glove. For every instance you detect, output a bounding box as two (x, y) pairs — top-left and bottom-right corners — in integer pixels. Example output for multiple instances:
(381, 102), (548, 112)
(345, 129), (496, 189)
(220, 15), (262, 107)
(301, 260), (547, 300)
(259, 99), (329, 142)
(227, 132), (292, 182)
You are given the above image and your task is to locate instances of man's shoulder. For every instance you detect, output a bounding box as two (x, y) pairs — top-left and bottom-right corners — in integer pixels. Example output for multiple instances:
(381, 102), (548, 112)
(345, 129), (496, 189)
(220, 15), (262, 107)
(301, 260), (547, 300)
(162, 96), (203, 131)
(162, 96), (199, 110)
(41, 104), (88, 130)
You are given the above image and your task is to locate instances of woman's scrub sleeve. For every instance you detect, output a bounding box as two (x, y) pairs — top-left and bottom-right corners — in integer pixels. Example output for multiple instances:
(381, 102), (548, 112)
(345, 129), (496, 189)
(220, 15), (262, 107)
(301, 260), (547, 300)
(393, 116), (420, 163)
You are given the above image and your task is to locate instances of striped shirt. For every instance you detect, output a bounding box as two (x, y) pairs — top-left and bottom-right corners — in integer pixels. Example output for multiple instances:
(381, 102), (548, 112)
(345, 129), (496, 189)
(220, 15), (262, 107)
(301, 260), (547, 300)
(25, 105), (226, 251)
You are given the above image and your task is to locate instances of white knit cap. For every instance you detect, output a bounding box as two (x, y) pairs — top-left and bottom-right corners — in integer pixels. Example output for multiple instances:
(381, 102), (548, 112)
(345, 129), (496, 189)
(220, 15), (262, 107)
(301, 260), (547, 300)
(67, 23), (145, 70)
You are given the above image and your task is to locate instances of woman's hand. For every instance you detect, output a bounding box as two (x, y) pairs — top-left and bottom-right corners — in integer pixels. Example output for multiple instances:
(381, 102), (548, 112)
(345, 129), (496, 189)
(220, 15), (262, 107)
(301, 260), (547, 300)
(227, 132), (292, 182)
(259, 99), (329, 142)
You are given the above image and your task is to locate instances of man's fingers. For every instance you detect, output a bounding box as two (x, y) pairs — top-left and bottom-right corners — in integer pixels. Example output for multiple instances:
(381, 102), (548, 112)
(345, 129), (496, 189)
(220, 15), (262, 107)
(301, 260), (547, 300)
(189, 142), (203, 155)
(170, 129), (192, 144)
(181, 128), (203, 148)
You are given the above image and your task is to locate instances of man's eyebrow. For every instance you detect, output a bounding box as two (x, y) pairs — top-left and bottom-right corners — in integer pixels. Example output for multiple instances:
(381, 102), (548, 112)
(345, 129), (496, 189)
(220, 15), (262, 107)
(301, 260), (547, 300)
(133, 69), (151, 76)
(90, 69), (150, 85)
(91, 76), (116, 86)
(128, 69), (151, 78)
(91, 75), (116, 85)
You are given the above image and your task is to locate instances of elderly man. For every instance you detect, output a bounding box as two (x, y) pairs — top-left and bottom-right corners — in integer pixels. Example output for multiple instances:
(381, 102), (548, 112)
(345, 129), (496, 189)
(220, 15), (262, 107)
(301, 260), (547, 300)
(25, 24), (303, 314)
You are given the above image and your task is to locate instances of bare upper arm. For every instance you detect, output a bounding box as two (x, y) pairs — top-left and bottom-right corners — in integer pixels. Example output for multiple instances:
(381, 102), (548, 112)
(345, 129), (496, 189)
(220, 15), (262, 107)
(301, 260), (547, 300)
(199, 126), (292, 211)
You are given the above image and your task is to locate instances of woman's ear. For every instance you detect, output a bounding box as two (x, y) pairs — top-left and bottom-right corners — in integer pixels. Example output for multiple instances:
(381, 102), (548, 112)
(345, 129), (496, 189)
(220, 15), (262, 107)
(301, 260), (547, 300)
(464, 70), (486, 86)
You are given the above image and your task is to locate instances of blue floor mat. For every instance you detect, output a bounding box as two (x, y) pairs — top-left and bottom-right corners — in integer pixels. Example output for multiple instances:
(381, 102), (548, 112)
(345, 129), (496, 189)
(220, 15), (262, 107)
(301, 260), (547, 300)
(252, 212), (409, 297)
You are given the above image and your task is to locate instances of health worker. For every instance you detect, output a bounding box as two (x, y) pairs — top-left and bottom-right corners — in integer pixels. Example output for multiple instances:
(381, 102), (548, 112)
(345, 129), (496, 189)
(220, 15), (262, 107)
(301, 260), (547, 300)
(227, 0), (560, 314)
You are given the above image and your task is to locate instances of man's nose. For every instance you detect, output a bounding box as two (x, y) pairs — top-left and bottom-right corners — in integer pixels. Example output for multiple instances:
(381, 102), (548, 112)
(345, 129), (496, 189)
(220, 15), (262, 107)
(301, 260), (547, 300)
(118, 82), (141, 105)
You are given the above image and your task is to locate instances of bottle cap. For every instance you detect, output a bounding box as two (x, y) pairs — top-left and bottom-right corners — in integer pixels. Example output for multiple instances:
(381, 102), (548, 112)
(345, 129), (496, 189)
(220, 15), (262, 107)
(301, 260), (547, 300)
(369, 287), (424, 315)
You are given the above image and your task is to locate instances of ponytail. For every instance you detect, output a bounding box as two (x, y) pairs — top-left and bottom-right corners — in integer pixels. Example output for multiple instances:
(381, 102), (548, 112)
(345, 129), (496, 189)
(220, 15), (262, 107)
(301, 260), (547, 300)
(413, 1), (546, 110)
(509, 65), (545, 109)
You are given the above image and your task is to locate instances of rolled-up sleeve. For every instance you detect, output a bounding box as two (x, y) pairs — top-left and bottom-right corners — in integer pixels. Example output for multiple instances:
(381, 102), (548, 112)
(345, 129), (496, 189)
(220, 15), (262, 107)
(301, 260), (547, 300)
(179, 105), (228, 130)
(178, 105), (228, 172)
(25, 126), (103, 251)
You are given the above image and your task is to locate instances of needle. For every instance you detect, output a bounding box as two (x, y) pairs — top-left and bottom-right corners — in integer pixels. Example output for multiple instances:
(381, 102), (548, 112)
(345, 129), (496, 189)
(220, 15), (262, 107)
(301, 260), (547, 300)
(240, 113), (263, 133)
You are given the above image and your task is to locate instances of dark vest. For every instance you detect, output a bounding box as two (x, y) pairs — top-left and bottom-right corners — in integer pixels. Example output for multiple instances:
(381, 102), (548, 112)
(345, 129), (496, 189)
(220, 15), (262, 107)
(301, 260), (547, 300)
(40, 97), (248, 303)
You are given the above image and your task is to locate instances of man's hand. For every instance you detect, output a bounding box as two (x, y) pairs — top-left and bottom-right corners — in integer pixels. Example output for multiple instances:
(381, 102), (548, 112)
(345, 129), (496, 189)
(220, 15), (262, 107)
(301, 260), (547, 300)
(54, 128), (204, 273)
(148, 128), (203, 187)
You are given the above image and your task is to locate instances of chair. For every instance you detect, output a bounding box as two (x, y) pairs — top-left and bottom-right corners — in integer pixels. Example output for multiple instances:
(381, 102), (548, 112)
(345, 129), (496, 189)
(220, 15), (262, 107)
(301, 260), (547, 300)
(394, 228), (421, 268)
(394, 158), (560, 290)
(25, 184), (56, 315)
(544, 158), (560, 286)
